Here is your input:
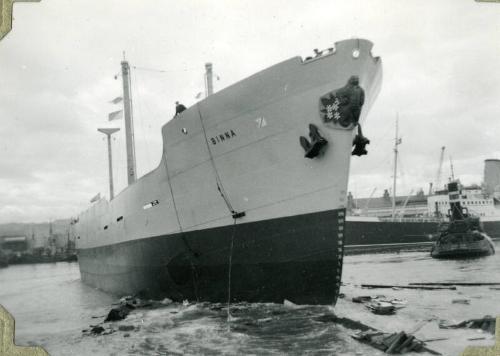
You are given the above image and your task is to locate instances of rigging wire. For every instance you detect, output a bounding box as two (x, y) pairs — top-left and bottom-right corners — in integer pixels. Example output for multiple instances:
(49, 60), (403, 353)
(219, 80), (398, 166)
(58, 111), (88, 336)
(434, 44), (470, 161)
(132, 65), (199, 74)
(129, 67), (169, 139)
(130, 68), (153, 172)
(195, 104), (240, 328)
(196, 104), (236, 215)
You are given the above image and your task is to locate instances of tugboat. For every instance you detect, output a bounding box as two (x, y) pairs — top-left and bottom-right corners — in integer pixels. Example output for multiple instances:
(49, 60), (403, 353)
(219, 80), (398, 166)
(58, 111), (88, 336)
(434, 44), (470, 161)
(431, 181), (495, 259)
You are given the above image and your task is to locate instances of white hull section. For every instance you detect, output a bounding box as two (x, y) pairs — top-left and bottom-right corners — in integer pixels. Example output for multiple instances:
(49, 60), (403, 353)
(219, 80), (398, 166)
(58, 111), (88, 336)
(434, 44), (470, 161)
(75, 39), (382, 250)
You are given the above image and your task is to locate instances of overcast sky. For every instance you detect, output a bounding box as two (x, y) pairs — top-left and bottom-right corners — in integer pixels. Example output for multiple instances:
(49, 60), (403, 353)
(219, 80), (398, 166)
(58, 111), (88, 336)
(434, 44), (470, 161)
(1, 0), (499, 223)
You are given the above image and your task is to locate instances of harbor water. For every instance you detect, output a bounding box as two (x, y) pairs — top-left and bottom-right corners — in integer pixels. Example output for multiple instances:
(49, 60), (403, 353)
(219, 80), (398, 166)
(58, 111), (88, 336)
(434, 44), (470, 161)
(1, 242), (499, 355)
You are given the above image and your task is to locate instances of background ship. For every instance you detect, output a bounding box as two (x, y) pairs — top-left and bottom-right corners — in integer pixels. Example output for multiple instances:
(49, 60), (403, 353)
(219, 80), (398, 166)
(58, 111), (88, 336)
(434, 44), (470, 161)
(345, 158), (500, 252)
(430, 181), (495, 259)
(73, 39), (382, 305)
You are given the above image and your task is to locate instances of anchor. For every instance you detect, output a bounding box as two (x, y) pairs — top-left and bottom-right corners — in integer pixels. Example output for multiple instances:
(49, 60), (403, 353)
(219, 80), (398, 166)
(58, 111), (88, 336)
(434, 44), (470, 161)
(300, 124), (328, 159)
(352, 123), (370, 156)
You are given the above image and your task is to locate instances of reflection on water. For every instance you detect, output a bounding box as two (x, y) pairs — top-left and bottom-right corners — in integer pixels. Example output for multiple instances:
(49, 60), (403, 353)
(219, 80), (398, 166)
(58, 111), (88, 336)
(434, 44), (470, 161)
(0, 241), (499, 355)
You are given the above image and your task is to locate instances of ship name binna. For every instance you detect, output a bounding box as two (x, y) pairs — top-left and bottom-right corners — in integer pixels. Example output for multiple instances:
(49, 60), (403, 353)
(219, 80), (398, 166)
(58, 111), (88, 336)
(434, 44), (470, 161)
(210, 130), (237, 145)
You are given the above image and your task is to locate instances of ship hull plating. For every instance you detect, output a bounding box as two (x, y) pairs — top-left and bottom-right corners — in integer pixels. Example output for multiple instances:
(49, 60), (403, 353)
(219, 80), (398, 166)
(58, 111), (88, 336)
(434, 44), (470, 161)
(344, 218), (500, 250)
(78, 209), (345, 304)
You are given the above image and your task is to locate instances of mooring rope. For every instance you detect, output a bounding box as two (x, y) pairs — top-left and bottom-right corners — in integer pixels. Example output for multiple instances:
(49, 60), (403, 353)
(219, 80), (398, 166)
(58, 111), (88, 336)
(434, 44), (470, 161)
(195, 104), (242, 326)
(226, 218), (238, 331)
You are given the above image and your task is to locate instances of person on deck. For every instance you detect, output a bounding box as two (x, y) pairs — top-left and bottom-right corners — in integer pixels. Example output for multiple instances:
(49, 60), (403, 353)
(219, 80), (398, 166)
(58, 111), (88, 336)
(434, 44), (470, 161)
(175, 101), (187, 117)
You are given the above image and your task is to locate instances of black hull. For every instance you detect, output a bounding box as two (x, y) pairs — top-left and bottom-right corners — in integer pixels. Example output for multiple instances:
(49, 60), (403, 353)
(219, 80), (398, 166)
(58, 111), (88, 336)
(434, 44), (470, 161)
(345, 219), (500, 251)
(344, 220), (436, 246)
(484, 220), (500, 239)
(78, 209), (345, 305)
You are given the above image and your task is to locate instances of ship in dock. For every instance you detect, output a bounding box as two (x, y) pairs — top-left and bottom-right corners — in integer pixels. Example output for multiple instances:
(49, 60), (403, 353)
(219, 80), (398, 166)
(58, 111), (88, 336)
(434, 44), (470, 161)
(72, 39), (382, 305)
(344, 159), (500, 252)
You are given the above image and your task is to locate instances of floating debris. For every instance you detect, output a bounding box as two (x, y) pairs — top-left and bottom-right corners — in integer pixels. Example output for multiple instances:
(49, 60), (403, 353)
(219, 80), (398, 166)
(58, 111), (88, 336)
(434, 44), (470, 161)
(90, 325), (105, 335)
(105, 295), (166, 322)
(117, 325), (135, 331)
(352, 295), (407, 315)
(90, 315), (106, 319)
(116, 295), (153, 308)
(451, 299), (470, 305)
(352, 330), (441, 355)
(365, 301), (396, 315)
(421, 337), (449, 343)
(439, 316), (496, 334)
(410, 282), (500, 287)
(86, 295), (167, 335)
(104, 304), (133, 322)
(82, 324), (115, 336)
(352, 296), (373, 303)
(361, 284), (456, 290)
